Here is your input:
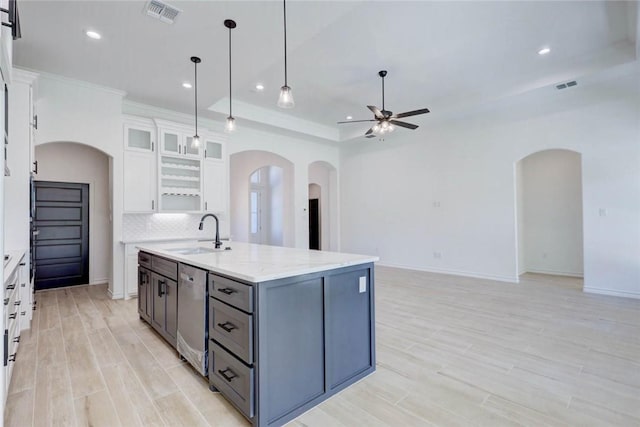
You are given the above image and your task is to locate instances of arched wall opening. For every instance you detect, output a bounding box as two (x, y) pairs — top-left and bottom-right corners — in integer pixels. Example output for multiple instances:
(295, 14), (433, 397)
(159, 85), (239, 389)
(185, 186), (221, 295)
(34, 141), (113, 286)
(308, 161), (338, 251)
(515, 149), (583, 281)
(248, 165), (285, 246)
(230, 150), (295, 247)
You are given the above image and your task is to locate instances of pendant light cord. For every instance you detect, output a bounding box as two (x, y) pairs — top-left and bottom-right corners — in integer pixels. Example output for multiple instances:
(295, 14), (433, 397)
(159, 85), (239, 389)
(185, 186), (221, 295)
(229, 26), (232, 117)
(194, 60), (198, 135)
(283, 0), (288, 86)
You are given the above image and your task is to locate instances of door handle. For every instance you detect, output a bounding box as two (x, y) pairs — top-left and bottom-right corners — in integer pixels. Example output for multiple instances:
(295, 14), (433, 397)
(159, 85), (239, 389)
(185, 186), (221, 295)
(158, 281), (165, 297)
(217, 287), (236, 295)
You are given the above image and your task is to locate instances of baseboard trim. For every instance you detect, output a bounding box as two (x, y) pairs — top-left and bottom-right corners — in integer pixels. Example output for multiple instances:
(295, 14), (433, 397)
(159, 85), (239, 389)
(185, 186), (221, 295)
(376, 262), (519, 283)
(90, 278), (110, 286)
(583, 287), (640, 299)
(524, 268), (583, 278)
(107, 288), (124, 300)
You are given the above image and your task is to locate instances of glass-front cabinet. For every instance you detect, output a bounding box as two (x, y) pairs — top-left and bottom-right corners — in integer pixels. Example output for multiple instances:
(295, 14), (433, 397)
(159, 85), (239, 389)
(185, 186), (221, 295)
(158, 124), (202, 158)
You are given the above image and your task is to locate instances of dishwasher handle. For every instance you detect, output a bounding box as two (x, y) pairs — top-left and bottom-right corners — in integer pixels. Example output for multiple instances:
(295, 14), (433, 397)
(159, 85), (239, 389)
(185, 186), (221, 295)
(179, 273), (195, 282)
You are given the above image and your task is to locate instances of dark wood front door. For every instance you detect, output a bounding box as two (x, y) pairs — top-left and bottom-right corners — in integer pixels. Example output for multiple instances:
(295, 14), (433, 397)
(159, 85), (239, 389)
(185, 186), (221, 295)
(309, 198), (320, 250)
(33, 181), (89, 290)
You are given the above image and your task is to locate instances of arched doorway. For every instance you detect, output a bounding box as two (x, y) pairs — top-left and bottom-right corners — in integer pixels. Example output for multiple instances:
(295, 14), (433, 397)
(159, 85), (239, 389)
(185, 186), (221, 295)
(515, 149), (583, 283)
(248, 165), (285, 245)
(308, 161), (338, 251)
(34, 142), (112, 288)
(230, 151), (294, 247)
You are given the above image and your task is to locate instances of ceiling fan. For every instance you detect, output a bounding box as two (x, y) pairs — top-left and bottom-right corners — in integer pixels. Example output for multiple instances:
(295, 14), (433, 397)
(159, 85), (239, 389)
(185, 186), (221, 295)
(338, 70), (430, 138)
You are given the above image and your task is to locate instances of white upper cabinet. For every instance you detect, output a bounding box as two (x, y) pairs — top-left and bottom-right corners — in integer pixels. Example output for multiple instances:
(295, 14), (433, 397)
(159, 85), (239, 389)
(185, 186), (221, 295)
(124, 117), (155, 152)
(158, 122), (202, 158)
(204, 137), (224, 161)
(123, 116), (157, 213)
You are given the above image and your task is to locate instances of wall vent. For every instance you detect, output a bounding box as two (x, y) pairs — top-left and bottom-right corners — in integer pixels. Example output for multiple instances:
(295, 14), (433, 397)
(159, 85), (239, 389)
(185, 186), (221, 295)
(556, 80), (577, 90)
(145, 0), (181, 24)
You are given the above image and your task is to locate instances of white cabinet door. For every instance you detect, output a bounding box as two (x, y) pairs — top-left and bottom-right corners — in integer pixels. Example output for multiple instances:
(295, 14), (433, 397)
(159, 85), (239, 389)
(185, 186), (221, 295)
(126, 252), (139, 298)
(203, 160), (227, 213)
(124, 151), (156, 212)
(160, 129), (203, 158)
(124, 123), (155, 152)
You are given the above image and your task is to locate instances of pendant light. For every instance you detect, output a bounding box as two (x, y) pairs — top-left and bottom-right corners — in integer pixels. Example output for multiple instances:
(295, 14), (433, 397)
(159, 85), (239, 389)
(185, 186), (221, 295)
(190, 56), (201, 148)
(277, 0), (294, 108)
(224, 19), (237, 133)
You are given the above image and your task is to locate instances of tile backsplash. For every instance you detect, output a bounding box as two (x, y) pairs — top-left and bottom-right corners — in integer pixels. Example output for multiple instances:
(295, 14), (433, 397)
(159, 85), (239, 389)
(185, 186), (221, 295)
(123, 213), (229, 242)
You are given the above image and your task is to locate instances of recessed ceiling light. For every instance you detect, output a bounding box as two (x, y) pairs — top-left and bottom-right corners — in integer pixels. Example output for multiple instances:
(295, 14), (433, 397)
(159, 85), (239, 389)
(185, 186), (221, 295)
(182, 82), (192, 89)
(255, 83), (264, 91)
(85, 30), (102, 40)
(346, 116), (353, 120)
(538, 47), (551, 55)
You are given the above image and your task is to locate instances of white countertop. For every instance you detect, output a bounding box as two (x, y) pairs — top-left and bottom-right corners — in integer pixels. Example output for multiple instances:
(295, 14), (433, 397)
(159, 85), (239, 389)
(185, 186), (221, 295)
(136, 242), (378, 283)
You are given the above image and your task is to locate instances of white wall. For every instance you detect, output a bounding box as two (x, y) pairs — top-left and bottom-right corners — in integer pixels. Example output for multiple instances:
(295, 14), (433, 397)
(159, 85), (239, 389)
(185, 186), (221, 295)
(230, 152), (293, 246)
(226, 126), (340, 249)
(35, 142), (111, 284)
(519, 149), (583, 277)
(515, 161), (525, 275)
(35, 74), (124, 297)
(340, 72), (640, 298)
(309, 161), (339, 251)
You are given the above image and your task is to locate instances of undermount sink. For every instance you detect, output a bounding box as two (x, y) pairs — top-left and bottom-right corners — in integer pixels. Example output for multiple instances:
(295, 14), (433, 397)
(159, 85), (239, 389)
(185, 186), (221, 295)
(166, 247), (224, 255)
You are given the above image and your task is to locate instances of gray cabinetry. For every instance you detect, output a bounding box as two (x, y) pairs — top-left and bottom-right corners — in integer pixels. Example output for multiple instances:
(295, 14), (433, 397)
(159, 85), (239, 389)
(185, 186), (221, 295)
(326, 268), (373, 390)
(208, 263), (376, 427)
(138, 252), (178, 348)
(137, 267), (151, 322)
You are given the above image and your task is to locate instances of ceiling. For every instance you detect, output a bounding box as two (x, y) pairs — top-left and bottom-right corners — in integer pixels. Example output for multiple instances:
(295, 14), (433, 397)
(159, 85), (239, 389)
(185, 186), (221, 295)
(13, 1), (640, 142)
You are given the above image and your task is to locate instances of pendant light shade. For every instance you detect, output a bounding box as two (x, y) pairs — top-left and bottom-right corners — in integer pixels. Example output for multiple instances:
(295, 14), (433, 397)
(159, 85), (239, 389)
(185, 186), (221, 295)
(277, 0), (294, 108)
(224, 19), (237, 133)
(191, 56), (201, 148)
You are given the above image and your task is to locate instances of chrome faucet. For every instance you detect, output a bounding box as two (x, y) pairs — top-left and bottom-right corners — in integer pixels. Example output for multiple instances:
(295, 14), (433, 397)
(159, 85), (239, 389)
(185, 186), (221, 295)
(199, 214), (222, 249)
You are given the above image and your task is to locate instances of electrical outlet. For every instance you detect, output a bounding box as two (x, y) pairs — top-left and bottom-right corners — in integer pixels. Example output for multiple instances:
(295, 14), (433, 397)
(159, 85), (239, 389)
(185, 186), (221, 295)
(359, 276), (367, 293)
(599, 208), (607, 217)
(433, 251), (442, 259)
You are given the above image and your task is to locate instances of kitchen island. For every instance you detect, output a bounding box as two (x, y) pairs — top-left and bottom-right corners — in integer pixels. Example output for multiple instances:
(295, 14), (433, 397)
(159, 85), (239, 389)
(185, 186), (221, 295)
(136, 241), (378, 427)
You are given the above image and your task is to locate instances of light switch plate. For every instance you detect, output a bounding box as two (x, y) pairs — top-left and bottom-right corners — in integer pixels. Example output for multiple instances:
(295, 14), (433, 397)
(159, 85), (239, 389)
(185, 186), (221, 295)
(359, 276), (366, 293)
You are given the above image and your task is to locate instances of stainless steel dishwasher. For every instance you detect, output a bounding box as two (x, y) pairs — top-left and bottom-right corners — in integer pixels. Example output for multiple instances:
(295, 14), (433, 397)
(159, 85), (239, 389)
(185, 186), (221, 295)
(177, 263), (208, 376)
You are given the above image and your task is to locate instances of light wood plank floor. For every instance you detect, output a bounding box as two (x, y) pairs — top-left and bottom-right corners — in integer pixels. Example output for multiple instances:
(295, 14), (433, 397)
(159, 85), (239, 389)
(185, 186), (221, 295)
(5, 267), (640, 426)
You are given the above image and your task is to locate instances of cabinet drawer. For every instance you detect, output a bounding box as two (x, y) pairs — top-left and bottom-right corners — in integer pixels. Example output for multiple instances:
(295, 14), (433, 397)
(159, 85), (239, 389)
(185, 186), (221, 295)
(210, 299), (253, 364)
(209, 341), (254, 419)
(209, 275), (253, 313)
(152, 255), (178, 281)
(138, 251), (152, 269)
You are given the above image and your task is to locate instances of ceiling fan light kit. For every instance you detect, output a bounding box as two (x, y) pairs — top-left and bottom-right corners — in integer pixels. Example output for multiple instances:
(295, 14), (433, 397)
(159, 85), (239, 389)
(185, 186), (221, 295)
(338, 70), (430, 139)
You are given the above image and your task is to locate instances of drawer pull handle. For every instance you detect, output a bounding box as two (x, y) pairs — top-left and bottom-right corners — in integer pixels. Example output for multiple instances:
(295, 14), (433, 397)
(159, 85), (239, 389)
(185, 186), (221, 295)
(218, 287), (236, 295)
(12, 336), (19, 343)
(6, 284), (15, 290)
(9, 313), (17, 320)
(8, 353), (16, 362)
(3, 298), (8, 305)
(218, 368), (237, 382)
(14, 300), (21, 306)
(217, 322), (237, 333)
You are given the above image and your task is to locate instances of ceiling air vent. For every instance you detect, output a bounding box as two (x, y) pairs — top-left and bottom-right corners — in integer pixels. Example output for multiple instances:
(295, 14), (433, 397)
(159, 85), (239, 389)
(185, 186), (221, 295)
(556, 80), (577, 90)
(145, 0), (181, 24)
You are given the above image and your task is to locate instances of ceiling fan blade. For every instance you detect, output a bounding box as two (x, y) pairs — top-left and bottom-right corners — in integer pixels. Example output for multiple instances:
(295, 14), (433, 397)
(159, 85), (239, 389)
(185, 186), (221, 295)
(367, 105), (383, 119)
(393, 108), (430, 119)
(336, 119), (377, 124)
(389, 120), (419, 130)
(365, 127), (375, 136)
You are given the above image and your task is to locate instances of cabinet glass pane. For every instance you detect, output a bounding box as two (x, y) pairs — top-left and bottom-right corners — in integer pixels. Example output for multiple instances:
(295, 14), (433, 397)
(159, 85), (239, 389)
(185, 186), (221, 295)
(128, 128), (152, 150)
(185, 137), (200, 155)
(206, 141), (222, 159)
(164, 133), (179, 152)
